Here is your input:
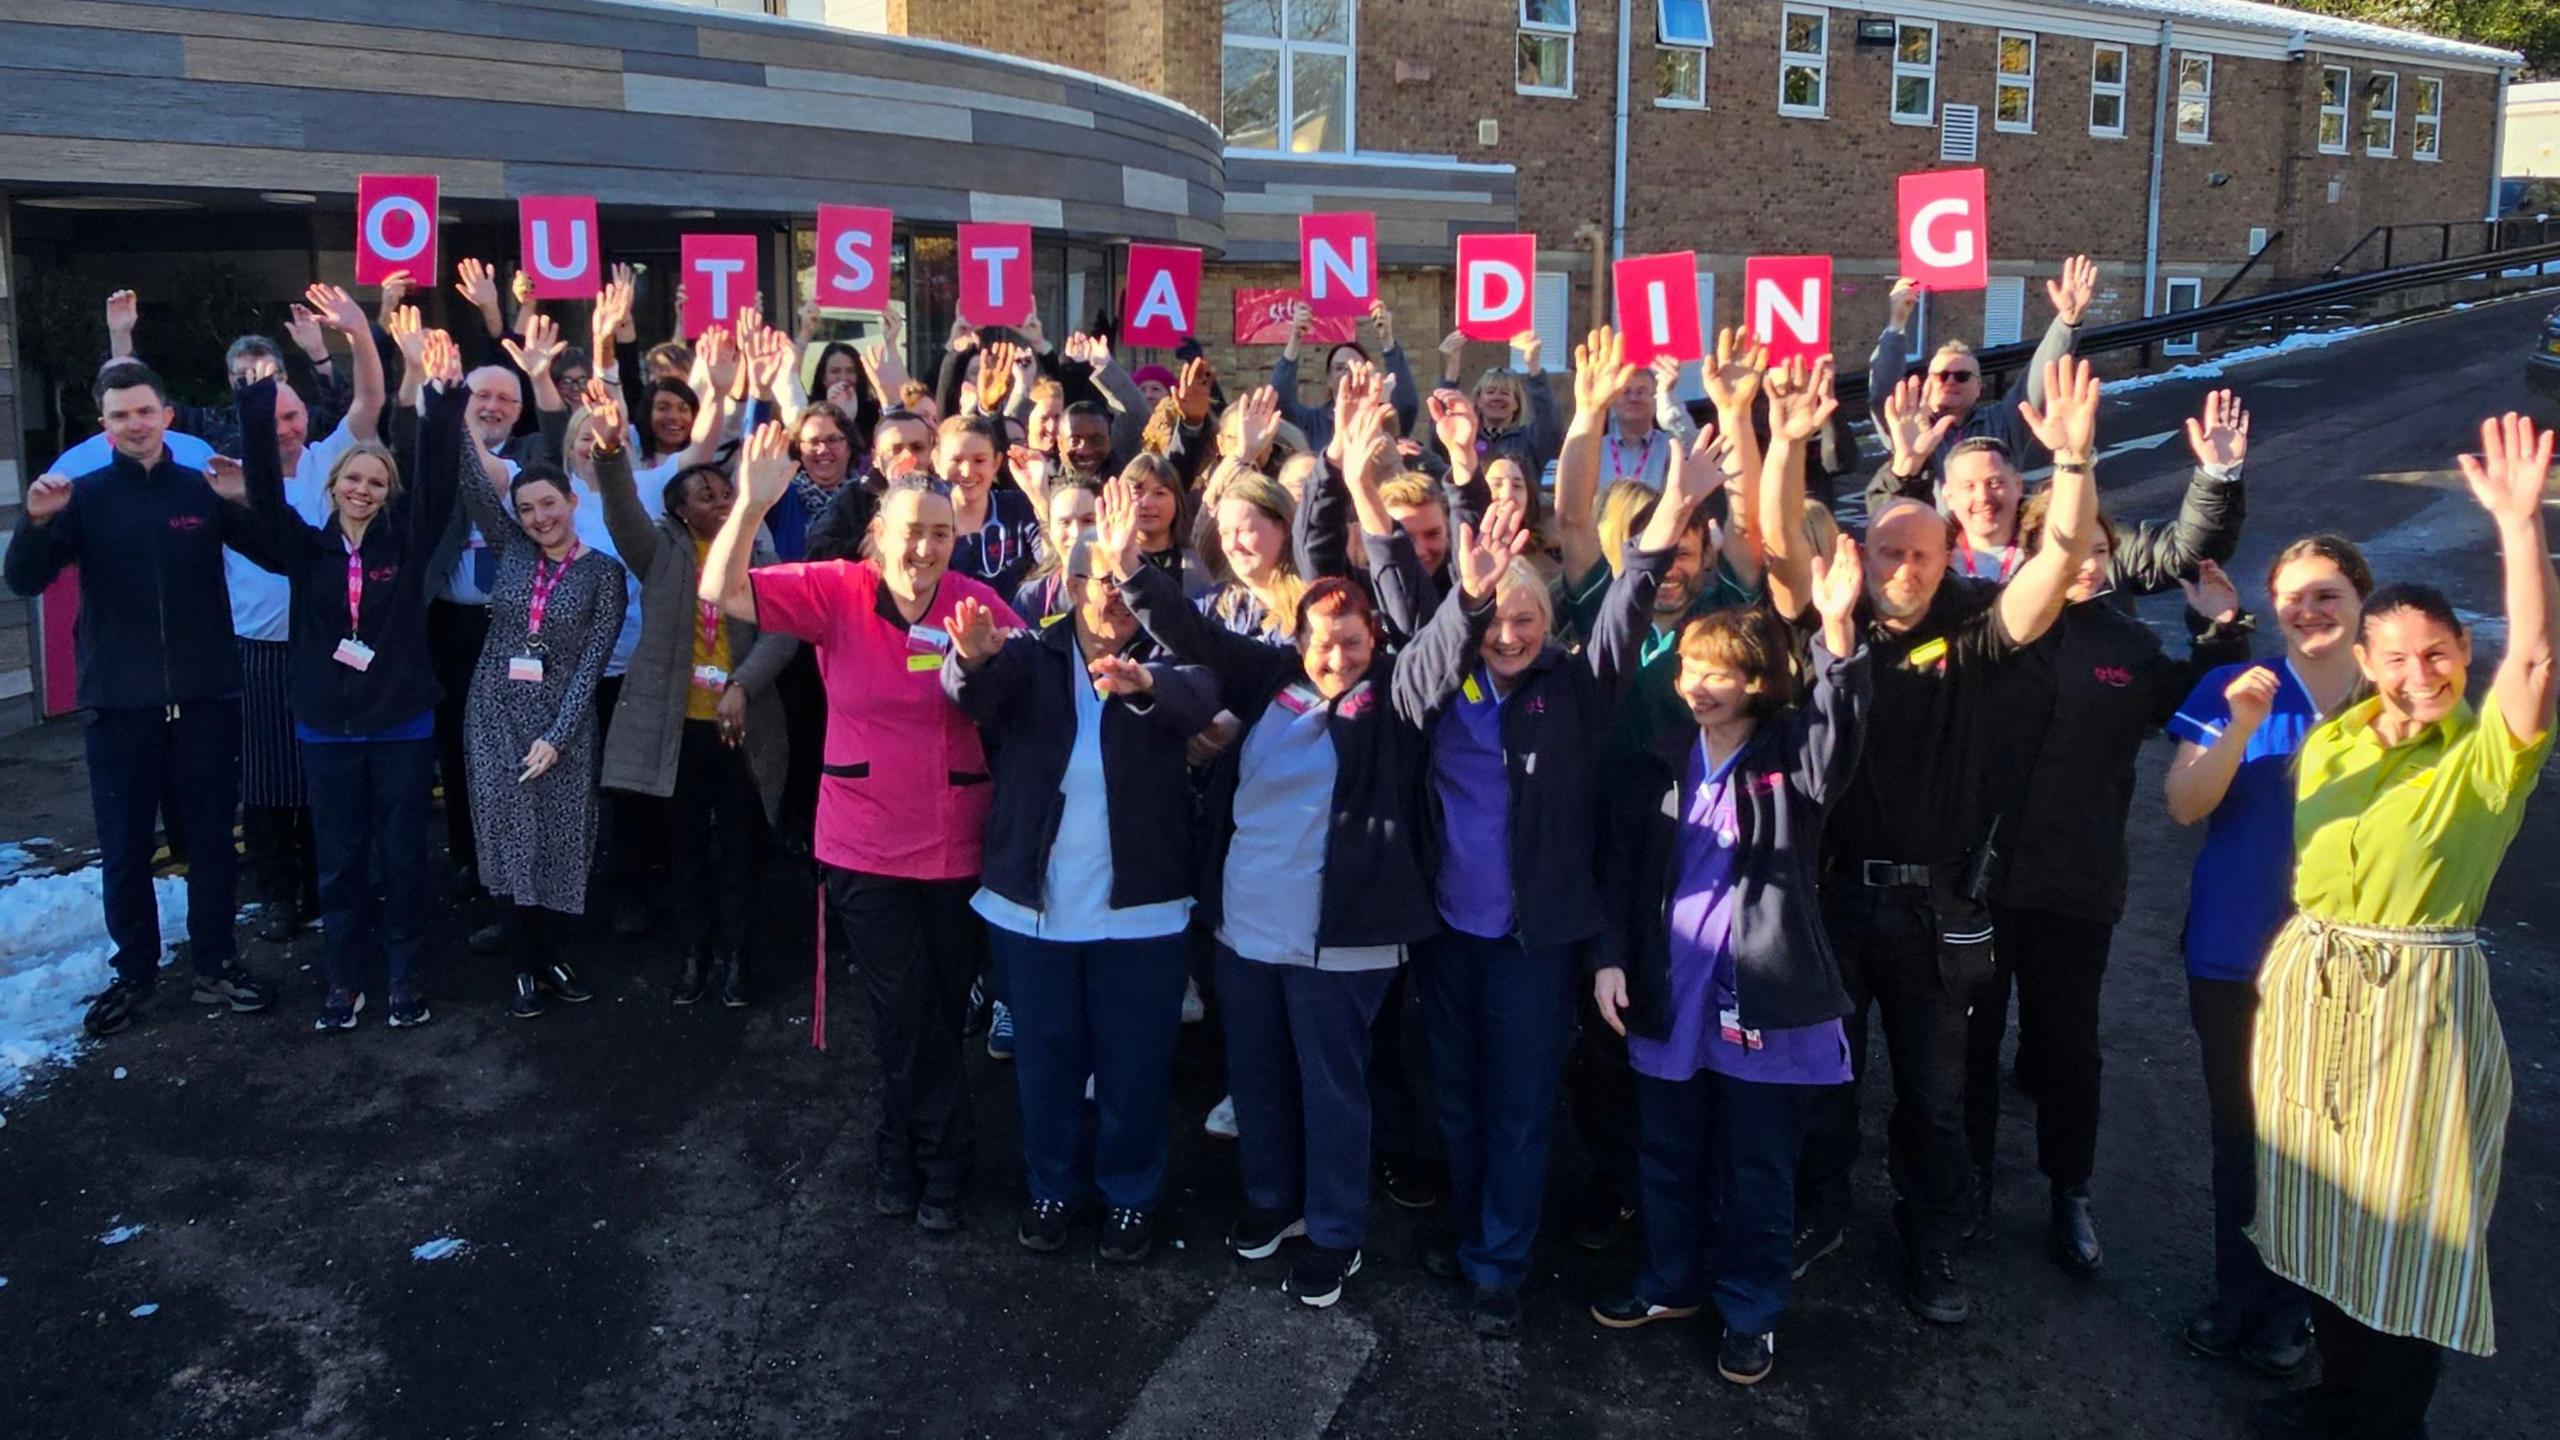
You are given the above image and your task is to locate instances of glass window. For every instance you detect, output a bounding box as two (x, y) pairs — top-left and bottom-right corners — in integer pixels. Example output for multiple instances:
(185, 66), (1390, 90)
(1779, 6), (1826, 117)
(2318, 65), (2350, 154)
(1222, 46), (1281, 151)
(2413, 75), (2442, 161)
(1291, 0), (1349, 43)
(1222, 1), (1354, 153)
(2089, 41), (2127, 138)
(2364, 70), (2397, 157)
(2175, 52), (2211, 143)
(1891, 20), (1936, 126)
(1658, 0), (1710, 47)
(1518, 0), (1575, 96)
(1995, 32), (2034, 133)
(1657, 44), (1706, 108)
(1292, 50), (1350, 151)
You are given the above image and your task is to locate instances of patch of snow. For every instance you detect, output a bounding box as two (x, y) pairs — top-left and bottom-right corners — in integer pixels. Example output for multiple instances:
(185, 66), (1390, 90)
(99, 1224), (146, 1246)
(129, 1303), (157, 1318)
(410, 1237), (469, 1262)
(112, 1067), (127, 1081)
(2107, 325), (2385, 395)
(0, 866), (189, 1094)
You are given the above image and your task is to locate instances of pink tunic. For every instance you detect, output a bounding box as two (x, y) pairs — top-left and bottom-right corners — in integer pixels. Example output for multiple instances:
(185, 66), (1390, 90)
(750, 560), (1023, 880)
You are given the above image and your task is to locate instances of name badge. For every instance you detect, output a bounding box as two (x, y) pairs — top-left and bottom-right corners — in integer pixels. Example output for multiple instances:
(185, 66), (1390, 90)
(907, 623), (950, 652)
(906, 652), (945, 673)
(1273, 682), (1323, 715)
(691, 664), (729, 691)
(332, 638), (376, 672)
(1718, 1006), (1764, 1051)
(1460, 674), (1484, 705)
(1905, 636), (1949, 670)
(508, 655), (546, 684)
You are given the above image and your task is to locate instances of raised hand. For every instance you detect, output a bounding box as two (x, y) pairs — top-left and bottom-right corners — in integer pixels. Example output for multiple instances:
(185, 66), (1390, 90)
(455, 258), (501, 314)
(510, 268), (537, 311)
(204, 456), (247, 506)
(1233, 384), (1280, 462)
(731, 304), (769, 364)
(1336, 376), (1396, 484)
(1329, 358), (1383, 452)
(608, 264), (639, 340)
(2225, 666), (2281, 730)
(2458, 411), (2557, 531)
(1006, 443), (1052, 492)
(387, 305), (427, 372)
(700, 324), (741, 398)
(2018, 354), (2102, 460)
(1368, 298), (1397, 352)
(1456, 498), (1533, 601)
(2048, 254), (2099, 327)
(1437, 329), (1467, 381)
(737, 419), (795, 511)
(1428, 388), (1480, 458)
(420, 328), (463, 390)
(1512, 329), (1544, 375)
(1094, 474), (1144, 579)
(22, 472), (73, 524)
(1177, 356), (1216, 423)
(748, 326), (797, 400)
(950, 596), (1004, 666)
(1703, 326), (1769, 418)
(1648, 353), (1683, 402)
(283, 304), (327, 361)
(1809, 531), (1863, 627)
(948, 319), (979, 353)
(1889, 277), (1921, 326)
(1289, 301), (1315, 344)
(1883, 374), (1956, 474)
(583, 378), (625, 452)
(1571, 326), (1634, 421)
(105, 289), (140, 341)
(1019, 314), (1049, 354)
(305, 282), (368, 337)
(591, 274), (634, 345)
(375, 270), (412, 326)
(1666, 422), (1724, 510)
(502, 311), (567, 380)
(2180, 558), (2240, 623)
(1764, 355), (1839, 443)
(1088, 653), (1154, 697)
(2185, 388), (2250, 469)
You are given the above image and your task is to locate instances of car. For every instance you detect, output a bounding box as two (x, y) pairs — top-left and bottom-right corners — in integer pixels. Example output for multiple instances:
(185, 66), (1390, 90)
(2530, 304), (2560, 406)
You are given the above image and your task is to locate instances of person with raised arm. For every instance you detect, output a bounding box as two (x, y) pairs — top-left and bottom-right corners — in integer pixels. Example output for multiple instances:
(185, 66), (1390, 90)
(2241, 414), (2558, 1440)
(1434, 328), (1561, 481)
(935, 413), (1042, 597)
(1271, 299), (1419, 455)
(1783, 355), (2100, 1326)
(701, 425), (1025, 1232)
(1863, 256), (2095, 486)
(5, 361), (283, 1036)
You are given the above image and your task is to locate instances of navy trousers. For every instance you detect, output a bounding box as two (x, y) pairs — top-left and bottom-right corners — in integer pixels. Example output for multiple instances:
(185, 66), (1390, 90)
(1218, 947), (1393, 1252)
(1635, 1069), (1817, 1336)
(994, 928), (1190, 1210)
(86, 702), (241, 984)
(1418, 929), (1572, 1288)
(301, 736), (434, 998)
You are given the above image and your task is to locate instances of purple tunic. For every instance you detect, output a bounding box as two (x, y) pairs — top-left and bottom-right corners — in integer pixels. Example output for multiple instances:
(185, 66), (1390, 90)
(1431, 668), (1515, 940)
(1628, 737), (1854, 1085)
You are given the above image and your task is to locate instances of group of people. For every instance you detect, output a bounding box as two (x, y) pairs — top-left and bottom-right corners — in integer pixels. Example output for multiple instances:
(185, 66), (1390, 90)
(8, 255), (2548, 1436)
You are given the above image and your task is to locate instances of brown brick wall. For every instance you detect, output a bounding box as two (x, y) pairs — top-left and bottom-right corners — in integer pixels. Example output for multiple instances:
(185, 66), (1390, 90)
(891, 0), (1104, 75)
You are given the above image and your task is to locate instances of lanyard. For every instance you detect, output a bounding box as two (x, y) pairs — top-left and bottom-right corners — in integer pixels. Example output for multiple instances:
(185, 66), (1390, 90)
(1604, 430), (1658, 485)
(1956, 534), (2020, 581)
(341, 534), (366, 637)
(526, 541), (582, 635)
(698, 598), (723, 656)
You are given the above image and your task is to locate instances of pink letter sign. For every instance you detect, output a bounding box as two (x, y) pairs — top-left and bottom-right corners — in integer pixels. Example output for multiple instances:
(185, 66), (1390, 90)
(1612, 251), (1704, 367)
(1298, 212), (1378, 318)
(1898, 168), (1989, 292)
(1457, 233), (1537, 341)
(356, 174), (437, 286)
(680, 234), (760, 338)
(816, 204), (892, 311)
(957, 222), (1034, 327)
(1746, 255), (1834, 365)
(1123, 245), (1201, 348)
(517, 196), (599, 299)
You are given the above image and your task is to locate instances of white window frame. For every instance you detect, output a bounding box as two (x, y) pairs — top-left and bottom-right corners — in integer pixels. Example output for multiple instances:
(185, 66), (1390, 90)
(2175, 51), (2212, 144)
(2364, 69), (2398, 158)
(1531, 271), (1573, 374)
(1778, 6), (1828, 120)
(1517, 0), (1577, 99)
(2412, 75), (2442, 162)
(1890, 19), (1938, 128)
(1994, 31), (2035, 134)
(1221, 1), (1358, 156)
(2162, 276), (2203, 355)
(2088, 41), (2127, 138)
(2317, 64), (2351, 155)
(1653, 0), (1710, 110)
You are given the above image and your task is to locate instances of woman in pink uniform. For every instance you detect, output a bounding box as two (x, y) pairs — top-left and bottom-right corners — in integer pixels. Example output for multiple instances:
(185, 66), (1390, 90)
(702, 423), (1024, 1232)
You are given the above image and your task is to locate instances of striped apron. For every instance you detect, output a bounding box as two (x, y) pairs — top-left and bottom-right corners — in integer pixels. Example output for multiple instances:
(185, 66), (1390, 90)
(2248, 913), (2509, 1356)
(236, 636), (306, 809)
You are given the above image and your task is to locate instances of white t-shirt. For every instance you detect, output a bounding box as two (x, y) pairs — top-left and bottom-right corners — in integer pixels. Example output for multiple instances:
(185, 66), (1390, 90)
(224, 422), (350, 642)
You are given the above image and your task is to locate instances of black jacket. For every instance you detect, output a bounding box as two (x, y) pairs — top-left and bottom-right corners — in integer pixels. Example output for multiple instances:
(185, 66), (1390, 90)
(1122, 554), (1477, 953)
(1370, 531), (1661, 949)
(1294, 452), (1491, 640)
(239, 377), (464, 736)
(943, 615), (1220, 913)
(4, 445), (276, 711)
(1866, 462), (2245, 601)
(1600, 642), (1872, 1034)
(1999, 598), (2253, 923)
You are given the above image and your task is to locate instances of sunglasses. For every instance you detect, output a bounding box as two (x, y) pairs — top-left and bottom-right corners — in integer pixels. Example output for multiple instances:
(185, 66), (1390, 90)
(1932, 368), (1980, 382)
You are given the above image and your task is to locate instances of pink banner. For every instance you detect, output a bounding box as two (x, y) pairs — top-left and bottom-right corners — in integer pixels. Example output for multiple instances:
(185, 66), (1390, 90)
(1232, 288), (1357, 346)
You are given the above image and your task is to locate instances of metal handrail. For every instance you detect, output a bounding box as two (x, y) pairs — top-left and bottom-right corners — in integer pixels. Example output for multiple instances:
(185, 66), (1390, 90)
(2205, 230), (2283, 307)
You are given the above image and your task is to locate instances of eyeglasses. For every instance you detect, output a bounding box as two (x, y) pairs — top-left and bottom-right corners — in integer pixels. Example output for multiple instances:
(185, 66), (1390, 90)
(800, 434), (850, 451)
(1932, 368), (1980, 383)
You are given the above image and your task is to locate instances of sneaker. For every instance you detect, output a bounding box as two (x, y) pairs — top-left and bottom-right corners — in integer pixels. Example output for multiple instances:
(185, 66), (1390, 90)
(538, 960), (593, 1004)
(386, 991), (432, 1028)
(1378, 1154), (1442, 1210)
(1469, 1284), (1520, 1338)
(313, 988), (364, 1032)
(1018, 1197), (1073, 1252)
(673, 948), (708, 1006)
(915, 1195), (964, 1233)
(1903, 1250), (1973, 1325)
(716, 952), (749, 1009)
(190, 963), (276, 1013)
(1227, 1208), (1307, 1261)
(83, 977), (154, 1037)
(508, 973), (544, 1020)
(963, 976), (989, 1038)
(1203, 1095), (1240, 1141)
(985, 1000), (1014, 1060)
(1285, 1246), (1361, 1308)
(1179, 978), (1206, 1025)
(1099, 1207), (1154, 1264)
(1717, 1329), (1775, 1386)
(1790, 1224), (1845, 1279)
(2048, 1187), (2103, 1274)
(1590, 1294), (1700, 1329)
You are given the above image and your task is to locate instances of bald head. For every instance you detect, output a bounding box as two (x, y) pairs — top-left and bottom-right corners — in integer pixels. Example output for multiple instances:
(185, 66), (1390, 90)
(1865, 499), (1952, 626)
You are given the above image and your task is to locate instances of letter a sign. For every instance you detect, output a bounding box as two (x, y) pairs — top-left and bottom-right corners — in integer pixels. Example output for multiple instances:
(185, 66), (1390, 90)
(356, 174), (438, 286)
(1123, 245), (1201, 348)
(1457, 234), (1537, 342)
(518, 196), (600, 299)
(1897, 168), (1989, 292)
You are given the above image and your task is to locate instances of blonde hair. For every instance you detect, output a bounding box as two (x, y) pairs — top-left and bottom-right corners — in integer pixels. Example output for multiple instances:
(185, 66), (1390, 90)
(324, 440), (403, 513)
(1204, 471), (1305, 638)
(1473, 368), (1529, 433)
(1595, 481), (1659, 576)
(1934, 339), (1977, 361)
(1491, 557), (1554, 631)
(1378, 474), (1444, 516)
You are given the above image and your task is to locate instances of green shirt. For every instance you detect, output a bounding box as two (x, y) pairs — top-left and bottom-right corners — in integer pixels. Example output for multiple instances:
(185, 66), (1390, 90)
(2293, 691), (2553, 928)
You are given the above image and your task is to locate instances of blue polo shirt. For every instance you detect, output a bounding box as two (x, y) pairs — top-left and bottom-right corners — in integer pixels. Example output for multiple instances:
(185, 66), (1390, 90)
(2166, 659), (2322, 982)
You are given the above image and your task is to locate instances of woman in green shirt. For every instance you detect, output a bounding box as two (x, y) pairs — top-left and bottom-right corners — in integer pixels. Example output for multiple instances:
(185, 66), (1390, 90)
(2248, 413), (2557, 1440)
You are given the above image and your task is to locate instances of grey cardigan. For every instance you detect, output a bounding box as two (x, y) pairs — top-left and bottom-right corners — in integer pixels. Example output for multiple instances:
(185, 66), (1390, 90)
(591, 447), (798, 820)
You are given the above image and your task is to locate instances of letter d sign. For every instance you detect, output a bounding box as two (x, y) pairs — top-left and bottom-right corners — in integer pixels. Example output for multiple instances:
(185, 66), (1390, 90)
(1897, 168), (1989, 292)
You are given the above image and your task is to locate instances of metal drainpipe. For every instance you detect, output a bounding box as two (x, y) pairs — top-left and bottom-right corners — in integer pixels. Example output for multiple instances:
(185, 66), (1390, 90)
(1611, 0), (1631, 261)
(2142, 21), (2173, 317)
(2488, 65), (2513, 221)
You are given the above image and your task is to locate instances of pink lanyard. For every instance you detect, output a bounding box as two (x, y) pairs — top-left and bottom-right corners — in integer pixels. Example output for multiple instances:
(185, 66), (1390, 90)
(697, 599), (722, 656)
(1957, 534), (2019, 581)
(341, 534), (365, 637)
(526, 541), (582, 636)
(1604, 431), (1656, 485)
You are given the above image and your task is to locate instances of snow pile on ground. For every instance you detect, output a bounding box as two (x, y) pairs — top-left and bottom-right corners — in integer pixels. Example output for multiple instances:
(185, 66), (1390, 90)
(2106, 325), (2381, 394)
(410, 1237), (469, 1262)
(0, 866), (188, 1095)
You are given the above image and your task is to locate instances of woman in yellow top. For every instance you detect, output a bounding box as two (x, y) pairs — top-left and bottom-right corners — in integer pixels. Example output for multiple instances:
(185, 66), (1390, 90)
(2249, 413), (2557, 1440)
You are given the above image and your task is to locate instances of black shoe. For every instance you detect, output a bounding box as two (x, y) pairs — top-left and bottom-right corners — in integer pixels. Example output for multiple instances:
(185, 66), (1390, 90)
(873, 1171), (919, 1218)
(2048, 1188), (2103, 1273)
(915, 1195), (963, 1233)
(508, 973), (544, 1019)
(468, 922), (504, 956)
(190, 963), (276, 1013)
(1227, 1209), (1307, 1261)
(1285, 1245), (1361, 1308)
(538, 960), (593, 1004)
(1790, 1224), (1845, 1279)
(1964, 1166), (1996, 1243)
(1469, 1284), (1520, 1338)
(717, 952), (749, 1009)
(2184, 1302), (2251, 1360)
(1569, 1194), (1636, 1252)
(1903, 1251), (1972, 1325)
(83, 977), (154, 1037)
(962, 975), (990, 1039)
(1018, 1197), (1073, 1252)
(1420, 1241), (1459, 1282)
(673, 948), (708, 1006)
(1717, 1328), (1775, 1386)
(1099, 1207), (1154, 1264)
(386, 990), (432, 1029)
(255, 903), (301, 944)
(1378, 1154), (1442, 1210)
(313, 988), (364, 1032)
(611, 901), (650, 941)
(2240, 1313), (2315, 1379)
(1589, 1293), (1700, 1329)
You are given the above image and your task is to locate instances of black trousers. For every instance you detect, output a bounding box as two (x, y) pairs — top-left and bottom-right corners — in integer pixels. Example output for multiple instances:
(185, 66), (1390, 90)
(1798, 881), (1995, 1256)
(823, 867), (982, 1203)
(2309, 1298), (2441, 1439)
(427, 599), (491, 868)
(591, 675), (670, 920)
(668, 720), (765, 957)
(1567, 1000), (1642, 1210)
(2188, 976), (2311, 1328)
(775, 649), (826, 849)
(1965, 905), (2112, 1188)
(86, 703), (241, 984)
(240, 803), (316, 914)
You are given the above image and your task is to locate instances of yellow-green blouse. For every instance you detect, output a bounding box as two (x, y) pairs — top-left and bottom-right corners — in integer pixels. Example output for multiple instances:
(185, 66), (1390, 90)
(2292, 691), (2554, 928)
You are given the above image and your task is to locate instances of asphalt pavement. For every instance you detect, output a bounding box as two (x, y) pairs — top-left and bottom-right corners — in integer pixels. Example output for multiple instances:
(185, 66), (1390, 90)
(6, 292), (2560, 1439)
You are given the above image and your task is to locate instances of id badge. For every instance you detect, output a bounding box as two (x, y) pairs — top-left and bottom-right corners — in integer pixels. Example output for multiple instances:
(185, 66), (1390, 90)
(906, 623), (951, 653)
(508, 654), (545, 684)
(691, 664), (729, 691)
(332, 638), (376, 672)
(1718, 1007), (1764, 1051)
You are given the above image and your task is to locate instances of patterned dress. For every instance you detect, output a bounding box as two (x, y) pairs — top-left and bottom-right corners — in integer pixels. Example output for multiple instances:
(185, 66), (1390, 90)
(459, 447), (625, 914)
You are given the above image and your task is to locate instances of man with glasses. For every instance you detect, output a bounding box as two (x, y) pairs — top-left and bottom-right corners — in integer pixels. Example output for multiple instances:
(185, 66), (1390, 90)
(1865, 256), (2097, 496)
